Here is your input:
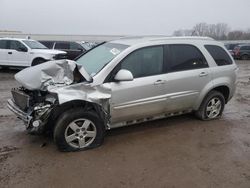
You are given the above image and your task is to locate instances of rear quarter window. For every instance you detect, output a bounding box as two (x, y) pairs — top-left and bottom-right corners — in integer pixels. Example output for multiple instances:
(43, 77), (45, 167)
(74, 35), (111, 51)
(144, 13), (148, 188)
(205, 45), (233, 66)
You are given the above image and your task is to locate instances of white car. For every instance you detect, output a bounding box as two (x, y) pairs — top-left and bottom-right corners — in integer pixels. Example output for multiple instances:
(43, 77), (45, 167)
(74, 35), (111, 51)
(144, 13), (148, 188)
(0, 38), (67, 67)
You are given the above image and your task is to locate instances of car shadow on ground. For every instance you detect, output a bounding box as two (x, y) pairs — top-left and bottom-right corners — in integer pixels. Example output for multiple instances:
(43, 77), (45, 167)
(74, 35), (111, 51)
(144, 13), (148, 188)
(0, 67), (23, 74)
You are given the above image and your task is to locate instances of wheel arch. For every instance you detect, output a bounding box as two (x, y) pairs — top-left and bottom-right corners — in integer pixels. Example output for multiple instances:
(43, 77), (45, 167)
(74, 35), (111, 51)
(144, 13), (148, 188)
(212, 85), (230, 103)
(194, 83), (231, 111)
(47, 100), (109, 131)
(31, 57), (48, 66)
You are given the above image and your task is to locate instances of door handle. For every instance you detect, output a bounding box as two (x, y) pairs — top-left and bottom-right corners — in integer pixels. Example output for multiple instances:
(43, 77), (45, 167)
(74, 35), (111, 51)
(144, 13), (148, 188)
(8, 52), (12, 54)
(154, 80), (165, 85)
(199, 72), (208, 77)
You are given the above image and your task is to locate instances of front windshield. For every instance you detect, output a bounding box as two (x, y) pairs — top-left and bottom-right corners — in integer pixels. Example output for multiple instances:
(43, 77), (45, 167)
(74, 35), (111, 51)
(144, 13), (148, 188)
(76, 43), (129, 76)
(23, 40), (47, 49)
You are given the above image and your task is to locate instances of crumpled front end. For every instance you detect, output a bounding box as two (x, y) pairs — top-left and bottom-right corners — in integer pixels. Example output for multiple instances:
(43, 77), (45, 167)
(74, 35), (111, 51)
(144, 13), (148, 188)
(8, 59), (112, 134)
(14, 59), (92, 91)
(7, 87), (57, 134)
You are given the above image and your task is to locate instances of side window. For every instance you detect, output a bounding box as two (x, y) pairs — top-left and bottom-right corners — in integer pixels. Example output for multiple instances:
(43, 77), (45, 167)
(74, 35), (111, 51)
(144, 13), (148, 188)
(241, 46), (247, 50)
(70, 42), (84, 50)
(241, 46), (250, 50)
(120, 46), (164, 78)
(55, 42), (70, 49)
(205, 45), (233, 66)
(0, 40), (8, 49)
(9, 41), (26, 51)
(168, 44), (208, 72)
(41, 41), (54, 49)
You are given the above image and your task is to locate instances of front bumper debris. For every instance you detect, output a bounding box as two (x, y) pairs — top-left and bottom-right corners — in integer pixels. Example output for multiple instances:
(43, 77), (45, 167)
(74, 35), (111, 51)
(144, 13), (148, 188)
(7, 99), (32, 125)
(7, 99), (53, 134)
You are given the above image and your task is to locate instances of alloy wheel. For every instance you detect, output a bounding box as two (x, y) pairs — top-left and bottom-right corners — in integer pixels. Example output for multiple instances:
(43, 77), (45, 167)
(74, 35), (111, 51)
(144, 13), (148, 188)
(64, 118), (97, 149)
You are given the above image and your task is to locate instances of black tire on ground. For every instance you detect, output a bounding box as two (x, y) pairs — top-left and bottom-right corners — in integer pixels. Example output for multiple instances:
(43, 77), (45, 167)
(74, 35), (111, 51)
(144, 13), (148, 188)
(241, 55), (249, 60)
(54, 108), (105, 152)
(195, 90), (225, 121)
(31, 58), (46, 66)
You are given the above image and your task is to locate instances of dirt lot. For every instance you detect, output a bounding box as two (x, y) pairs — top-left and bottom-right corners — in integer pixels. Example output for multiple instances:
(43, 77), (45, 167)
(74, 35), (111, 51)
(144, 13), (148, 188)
(0, 61), (250, 188)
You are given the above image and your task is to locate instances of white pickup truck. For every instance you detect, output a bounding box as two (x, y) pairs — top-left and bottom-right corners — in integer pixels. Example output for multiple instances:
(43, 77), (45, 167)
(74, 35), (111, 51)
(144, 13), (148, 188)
(0, 38), (66, 67)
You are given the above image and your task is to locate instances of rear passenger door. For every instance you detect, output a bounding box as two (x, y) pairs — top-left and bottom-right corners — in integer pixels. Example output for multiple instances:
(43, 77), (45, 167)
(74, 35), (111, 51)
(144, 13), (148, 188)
(164, 44), (211, 112)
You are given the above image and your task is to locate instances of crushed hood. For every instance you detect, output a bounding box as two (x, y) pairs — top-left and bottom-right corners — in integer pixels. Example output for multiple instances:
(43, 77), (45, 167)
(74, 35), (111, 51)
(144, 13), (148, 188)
(15, 60), (92, 91)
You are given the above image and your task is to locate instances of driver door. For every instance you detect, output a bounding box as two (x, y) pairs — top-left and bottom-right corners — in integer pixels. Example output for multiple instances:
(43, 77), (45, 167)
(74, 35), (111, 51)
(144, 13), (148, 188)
(108, 46), (167, 125)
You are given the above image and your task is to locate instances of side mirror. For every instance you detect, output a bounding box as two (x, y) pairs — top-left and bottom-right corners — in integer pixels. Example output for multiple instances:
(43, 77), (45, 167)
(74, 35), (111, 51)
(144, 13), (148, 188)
(18, 47), (28, 52)
(114, 69), (133, 82)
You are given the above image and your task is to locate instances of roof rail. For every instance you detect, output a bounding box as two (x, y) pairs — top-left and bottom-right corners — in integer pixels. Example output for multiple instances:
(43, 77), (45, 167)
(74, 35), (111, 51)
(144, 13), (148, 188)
(151, 36), (215, 41)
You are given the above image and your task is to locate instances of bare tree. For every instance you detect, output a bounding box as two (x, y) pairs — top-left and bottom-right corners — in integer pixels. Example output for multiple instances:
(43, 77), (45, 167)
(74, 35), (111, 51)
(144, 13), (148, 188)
(192, 22), (230, 39)
(173, 23), (250, 40)
(193, 23), (209, 36)
(214, 23), (230, 40)
(227, 30), (244, 40)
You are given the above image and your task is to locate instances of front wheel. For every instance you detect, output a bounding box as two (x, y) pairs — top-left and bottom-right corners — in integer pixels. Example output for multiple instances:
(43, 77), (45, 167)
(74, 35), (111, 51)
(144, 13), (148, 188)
(31, 58), (46, 66)
(54, 108), (105, 151)
(195, 91), (225, 120)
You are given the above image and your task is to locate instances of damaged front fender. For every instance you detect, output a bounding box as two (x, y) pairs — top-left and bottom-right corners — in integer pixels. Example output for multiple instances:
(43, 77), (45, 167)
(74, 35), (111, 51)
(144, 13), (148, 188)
(11, 59), (112, 132)
(48, 83), (111, 112)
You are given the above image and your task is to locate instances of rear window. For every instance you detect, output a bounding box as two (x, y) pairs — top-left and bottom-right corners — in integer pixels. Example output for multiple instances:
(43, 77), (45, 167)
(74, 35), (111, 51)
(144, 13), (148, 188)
(205, 45), (233, 66)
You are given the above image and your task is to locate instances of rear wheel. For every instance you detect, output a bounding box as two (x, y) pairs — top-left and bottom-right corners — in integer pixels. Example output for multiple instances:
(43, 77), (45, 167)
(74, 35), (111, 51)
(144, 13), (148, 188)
(54, 108), (105, 152)
(195, 91), (225, 120)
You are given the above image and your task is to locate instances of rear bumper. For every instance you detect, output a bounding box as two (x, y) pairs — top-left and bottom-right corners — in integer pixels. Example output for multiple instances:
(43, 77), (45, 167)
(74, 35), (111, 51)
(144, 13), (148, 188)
(7, 99), (32, 125)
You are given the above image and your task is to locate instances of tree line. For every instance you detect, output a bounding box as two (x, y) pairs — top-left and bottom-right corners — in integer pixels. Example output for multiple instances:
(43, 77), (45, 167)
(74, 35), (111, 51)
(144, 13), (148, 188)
(173, 23), (250, 40)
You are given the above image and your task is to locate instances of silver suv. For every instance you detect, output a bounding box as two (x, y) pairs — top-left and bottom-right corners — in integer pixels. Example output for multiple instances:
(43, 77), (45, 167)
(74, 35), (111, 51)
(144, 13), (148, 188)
(7, 36), (238, 151)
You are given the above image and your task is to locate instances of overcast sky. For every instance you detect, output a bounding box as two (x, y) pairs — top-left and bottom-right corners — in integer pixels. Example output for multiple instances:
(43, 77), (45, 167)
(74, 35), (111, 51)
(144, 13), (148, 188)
(0, 0), (249, 35)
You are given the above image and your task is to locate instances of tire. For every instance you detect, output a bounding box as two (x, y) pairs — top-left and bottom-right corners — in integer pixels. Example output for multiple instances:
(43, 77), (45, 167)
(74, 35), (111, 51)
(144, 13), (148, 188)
(241, 55), (249, 60)
(195, 91), (225, 121)
(54, 108), (105, 152)
(31, 58), (46, 66)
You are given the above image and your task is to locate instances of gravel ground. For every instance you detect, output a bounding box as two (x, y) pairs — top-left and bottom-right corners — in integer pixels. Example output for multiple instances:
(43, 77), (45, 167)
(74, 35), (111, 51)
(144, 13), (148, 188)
(0, 61), (250, 188)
